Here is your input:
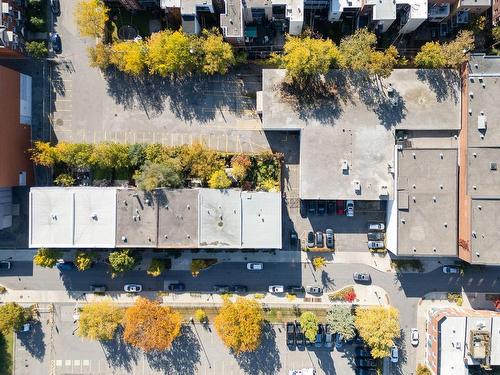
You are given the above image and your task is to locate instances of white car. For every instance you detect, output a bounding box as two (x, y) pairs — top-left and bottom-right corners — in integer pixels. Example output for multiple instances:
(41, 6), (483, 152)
(124, 284), (142, 293)
(345, 200), (354, 217)
(268, 285), (284, 293)
(411, 328), (419, 346)
(247, 262), (263, 271)
(289, 370), (315, 375)
(390, 345), (399, 363)
(442, 265), (460, 274)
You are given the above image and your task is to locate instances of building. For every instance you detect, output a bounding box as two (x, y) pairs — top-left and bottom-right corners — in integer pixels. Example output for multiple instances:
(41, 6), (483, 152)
(105, 0), (160, 10)
(0, 0), (26, 57)
(29, 187), (282, 249)
(494, 0), (499, 24)
(160, 0), (215, 35)
(426, 307), (500, 375)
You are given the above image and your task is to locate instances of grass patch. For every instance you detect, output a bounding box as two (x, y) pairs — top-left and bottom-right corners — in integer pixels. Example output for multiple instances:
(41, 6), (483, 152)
(0, 330), (13, 375)
(391, 259), (424, 272)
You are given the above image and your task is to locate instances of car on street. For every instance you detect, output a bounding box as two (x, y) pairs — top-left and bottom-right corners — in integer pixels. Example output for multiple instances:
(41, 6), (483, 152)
(233, 285), (248, 293)
(213, 285), (231, 293)
(367, 232), (384, 241)
(286, 322), (296, 346)
(50, 32), (62, 54)
(336, 200), (345, 215)
(315, 324), (324, 348)
(290, 230), (298, 248)
(289, 369), (315, 375)
(354, 346), (372, 358)
(368, 223), (385, 231)
(124, 284), (142, 293)
(335, 333), (344, 349)
(317, 201), (326, 215)
(353, 272), (371, 283)
(268, 285), (284, 293)
(326, 229), (334, 249)
(442, 265), (460, 274)
(305, 285), (323, 294)
(50, 0), (60, 15)
(411, 328), (419, 346)
(390, 346), (399, 363)
(247, 262), (263, 271)
(327, 201), (336, 215)
(307, 200), (316, 215)
(56, 261), (76, 271)
(324, 324), (333, 348)
(355, 358), (377, 368)
(0, 261), (11, 270)
(355, 369), (377, 375)
(287, 286), (305, 294)
(367, 241), (384, 249)
(168, 283), (185, 291)
(315, 231), (324, 247)
(295, 322), (305, 347)
(307, 231), (315, 248)
(346, 200), (354, 217)
(90, 285), (106, 293)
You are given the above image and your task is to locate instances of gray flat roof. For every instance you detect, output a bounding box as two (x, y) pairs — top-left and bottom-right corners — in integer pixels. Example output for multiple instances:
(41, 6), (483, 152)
(157, 189), (198, 248)
(300, 126), (394, 200)
(261, 69), (460, 131)
(116, 189), (158, 248)
(397, 148), (458, 256)
(220, 0), (243, 38)
(470, 198), (500, 264)
(468, 148), (500, 196)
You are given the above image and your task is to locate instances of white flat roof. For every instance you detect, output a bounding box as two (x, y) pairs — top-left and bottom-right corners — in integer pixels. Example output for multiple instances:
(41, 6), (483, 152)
(440, 316), (468, 375)
(491, 317), (500, 366)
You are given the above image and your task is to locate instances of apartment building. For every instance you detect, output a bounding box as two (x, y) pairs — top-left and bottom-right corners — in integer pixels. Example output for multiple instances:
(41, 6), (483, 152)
(0, 0), (27, 57)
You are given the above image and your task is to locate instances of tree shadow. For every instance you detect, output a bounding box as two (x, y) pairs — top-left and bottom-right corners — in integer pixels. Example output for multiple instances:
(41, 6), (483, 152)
(416, 69), (460, 104)
(315, 349), (337, 375)
(234, 323), (282, 375)
(145, 325), (201, 374)
(0, 331), (12, 372)
(17, 320), (46, 361)
(321, 270), (335, 291)
(101, 326), (140, 372)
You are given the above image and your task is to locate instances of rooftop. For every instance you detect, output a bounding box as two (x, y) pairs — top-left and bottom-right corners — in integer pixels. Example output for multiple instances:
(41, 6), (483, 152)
(397, 148), (458, 256)
(220, 0), (243, 38)
(468, 148), (500, 196)
(470, 198), (500, 264)
(439, 316), (468, 375)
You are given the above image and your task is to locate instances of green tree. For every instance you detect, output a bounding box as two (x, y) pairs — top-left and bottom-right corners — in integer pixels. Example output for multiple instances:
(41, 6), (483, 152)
(26, 41), (48, 58)
(90, 143), (130, 169)
(0, 303), (29, 333)
(208, 170), (232, 189)
(54, 173), (75, 187)
(275, 34), (340, 87)
(77, 301), (123, 341)
(108, 250), (136, 277)
(87, 43), (112, 70)
(147, 259), (166, 277)
(414, 42), (447, 68)
(299, 311), (318, 342)
(30, 16), (45, 30)
(133, 161), (183, 191)
(416, 364), (431, 375)
(442, 30), (475, 68)
(493, 26), (500, 43)
(326, 306), (356, 340)
(199, 29), (236, 75)
(128, 144), (146, 168)
(75, 251), (96, 271)
(75, 0), (109, 38)
(180, 143), (224, 182)
(33, 248), (61, 268)
(355, 306), (401, 359)
(110, 40), (146, 76)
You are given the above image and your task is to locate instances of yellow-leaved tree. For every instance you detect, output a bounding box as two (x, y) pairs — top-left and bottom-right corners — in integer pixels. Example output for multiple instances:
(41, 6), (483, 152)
(75, 0), (109, 38)
(77, 301), (123, 341)
(199, 29), (236, 75)
(110, 40), (146, 76)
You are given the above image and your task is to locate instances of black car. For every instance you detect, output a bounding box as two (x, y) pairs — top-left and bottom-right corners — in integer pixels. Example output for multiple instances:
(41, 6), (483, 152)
(317, 201), (326, 215)
(326, 200), (336, 215)
(56, 261), (76, 271)
(355, 369), (377, 375)
(286, 322), (295, 346)
(233, 285), (248, 293)
(90, 285), (106, 293)
(307, 231), (315, 248)
(367, 232), (385, 241)
(315, 232), (324, 247)
(295, 322), (305, 346)
(355, 358), (377, 368)
(307, 200), (316, 215)
(50, 0), (60, 15)
(290, 230), (298, 247)
(168, 283), (185, 291)
(213, 285), (231, 293)
(315, 324), (324, 348)
(50, 32), (62, 54)
(0, 261), (11, 270)
(287, 285), (305, 294)
(355, 346), (372, 358)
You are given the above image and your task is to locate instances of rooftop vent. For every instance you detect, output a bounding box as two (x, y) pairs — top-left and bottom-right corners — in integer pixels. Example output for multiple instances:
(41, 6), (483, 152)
(472, 231), (477, 238)
(477, 205), (482, 210)
(342, 160), (349, 174)
(473, 185), (477, 190)
(121, 236), (127, 242)
(490, 162), (497, 171)
(354, 180), (361, 193)
(91, 212), (98, 220)
(433, 247), (437, 252)
(440, 153), (444, 159)
(51, 213), (57, 221)
(473, 152), (477, 157)
(469, 92), (474, 98)
(478, 114), (487, 130)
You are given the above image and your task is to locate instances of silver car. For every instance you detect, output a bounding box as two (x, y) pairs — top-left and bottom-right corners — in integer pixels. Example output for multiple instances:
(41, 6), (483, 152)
(367, 241), (384, 249)
(306, 286), (323, 294)
(325, 229), (334, 248)
(124, 284), (142, 293)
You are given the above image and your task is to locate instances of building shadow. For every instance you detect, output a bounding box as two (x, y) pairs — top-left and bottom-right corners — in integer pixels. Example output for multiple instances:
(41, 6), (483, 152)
(101, 326), (140, 372)
(416, 69), (460, 104)
(17, 320), (46, 361)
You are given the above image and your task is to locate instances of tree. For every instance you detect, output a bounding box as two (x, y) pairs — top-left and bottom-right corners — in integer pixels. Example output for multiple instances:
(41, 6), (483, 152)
(276, 34), (340, 87)
(77, 301), (123, 341)
(87, 43), (112, 70)
(89, 142), (130, 169)
(146, 29), (199, 77)
(326, 306), (356, 340)
(493, 26), (500, 43)
(26, 41), (48, 58)
(208, 170), (232, 189)
(442, 30), (475, 68)
(368, 45), (399, 78)
(108, 249), (136, 276)
(231, 154), (252, 182)
(30, 141), (57, 167)
(75, 251), (96, 271)
(29, 16), (45, 30)
(147, 259), (165, 277)
(55, 142), (93, 168)
(416, 364), (431, 375)
(214, 297), (264, 353)
(110, 40), (146, 76)
(133, 161), (182, 191)
(75, 0), (109, 38)
(123, 297), (182, 351)
(180, 143), (224, 182)
(0, 303), (29, 333)
(299, 311), (318, 342)
(312, 257), (326, 270)
(199, 29), (236, 75)
(34, 248), (61, 268)
(194, 309), (207, 323)
(414, 42), (447, 68)
(54, 173), (75, 186)
(355, 306), (401, 359)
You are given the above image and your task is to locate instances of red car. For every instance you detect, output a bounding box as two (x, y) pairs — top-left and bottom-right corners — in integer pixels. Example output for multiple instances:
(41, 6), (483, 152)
(336, 200), (345, 215)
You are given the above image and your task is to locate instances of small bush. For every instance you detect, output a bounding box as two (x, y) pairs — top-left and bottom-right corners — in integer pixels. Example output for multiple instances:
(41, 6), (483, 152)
(447, 293), (463, 306)
(329, 287), (357, 302)
(416, 364), (431, 375)
(0, 286), (6, 294)
(391, 259), (424, 272)
(190, 259), (217, 277)
(147, 259), (166, 277)
(54, 173), (75, 187)
(30, 16), (45, 29)
(286, 293), (297, 301)
(26, 41), (48, 58)
(194, 309), (207, 323)
(312, 257), (326, 270)
(254, 293), (265, 299)
(75, 251), (96, 271)
(208, 170), (232, 189)
(34, 248), (62, 268)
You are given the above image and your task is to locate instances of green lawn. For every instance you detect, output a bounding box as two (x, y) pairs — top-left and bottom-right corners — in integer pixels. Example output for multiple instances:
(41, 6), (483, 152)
(0, 331), (13, 375)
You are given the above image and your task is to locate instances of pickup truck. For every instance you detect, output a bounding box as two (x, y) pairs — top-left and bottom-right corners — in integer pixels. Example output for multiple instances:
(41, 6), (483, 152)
(0, 261), (11, 270)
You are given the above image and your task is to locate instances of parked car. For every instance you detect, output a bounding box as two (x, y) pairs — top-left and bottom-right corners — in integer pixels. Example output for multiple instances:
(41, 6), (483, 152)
(336, 200), (345, 215)
(335, 333), (344, 349)
(367, 232), (385, 241)
(353, 272), (371, 283)
(314, 324), (324, 348)
(233, 285), (248, 293)
(390, 346), (399, 363)
(368, 223), (385, 231)
(0, 261), (11, 270)
(307, 231), (315, 248)
(295, 322), (305, 346)
(367, 241), (384, 249)
(345, 200), (354, 217)
(324, 324), (333, 348)
(315, 231), (324, 247)
(354, 346), (372, 358)
(305, 286), (323, 294)
(124, 284), (142, 293)
(355, 369), (377, 375)
(300, 200), (307, 218)
(307, 200), (316, 215)
(411, 328), (419, 346)
(325, 229), (334, 249)
(290, 230), (298, 248)
(286, 322), (296, 346)
(268, 285), (284, 293)
(213, 285), (231, 293)
(355, 358), (377, 368)
(56, 261), (76, 271)
(287, 286), (305, 294)
(50, 32), (62, 54)
(326, 201), (336, 215)
(50, 0), (60, 15)
(289, 369), (316, 375)
(90, 285), (106, 293)
(442, 265), (460, 274)
(317, 201), (326, 215)
(247, 262), (263, 271)
(168, 283), (185, 291)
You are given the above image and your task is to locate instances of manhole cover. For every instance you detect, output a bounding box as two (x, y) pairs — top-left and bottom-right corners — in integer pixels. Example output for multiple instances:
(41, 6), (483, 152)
(55, 118), (64, 126)
(118, 25), (138, 40)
